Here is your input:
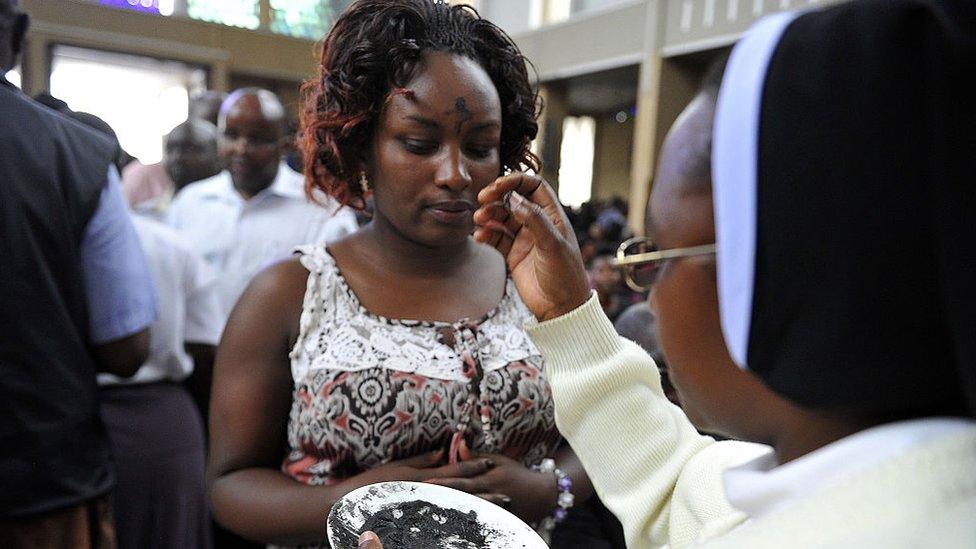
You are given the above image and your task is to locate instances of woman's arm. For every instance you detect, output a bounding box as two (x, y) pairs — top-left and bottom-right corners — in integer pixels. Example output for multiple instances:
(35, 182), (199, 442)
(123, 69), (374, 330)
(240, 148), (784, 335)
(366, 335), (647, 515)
(207, 259), (338, 545)
(207, 260), (493, 546)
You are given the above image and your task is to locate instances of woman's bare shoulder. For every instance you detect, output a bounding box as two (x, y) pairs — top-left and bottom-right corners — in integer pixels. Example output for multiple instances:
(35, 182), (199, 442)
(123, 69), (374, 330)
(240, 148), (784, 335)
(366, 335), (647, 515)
(226, 258), (310, 336)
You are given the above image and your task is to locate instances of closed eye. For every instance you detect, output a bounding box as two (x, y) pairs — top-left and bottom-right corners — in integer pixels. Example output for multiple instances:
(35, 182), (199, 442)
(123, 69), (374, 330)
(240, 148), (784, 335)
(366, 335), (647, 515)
(401, 138), (438, 155)
(466, 145), (494, 159)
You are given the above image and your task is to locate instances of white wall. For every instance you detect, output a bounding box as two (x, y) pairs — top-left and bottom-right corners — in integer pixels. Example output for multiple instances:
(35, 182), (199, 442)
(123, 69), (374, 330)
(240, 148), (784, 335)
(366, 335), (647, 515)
(481, 0), (534, 36)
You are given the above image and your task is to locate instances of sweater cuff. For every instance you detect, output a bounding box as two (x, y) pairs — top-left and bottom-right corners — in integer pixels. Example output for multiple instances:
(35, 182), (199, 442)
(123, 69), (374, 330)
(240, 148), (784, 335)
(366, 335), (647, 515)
(525, 291), (625, 372)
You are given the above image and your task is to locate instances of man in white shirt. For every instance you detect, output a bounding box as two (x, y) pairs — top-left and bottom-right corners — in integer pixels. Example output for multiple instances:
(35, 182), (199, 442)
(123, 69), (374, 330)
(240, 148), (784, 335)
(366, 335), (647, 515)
(168, 88), (357, 321)
(99, 216), (223, 388)
(123, 118), (222, 220)
(98, 215), (222, 549)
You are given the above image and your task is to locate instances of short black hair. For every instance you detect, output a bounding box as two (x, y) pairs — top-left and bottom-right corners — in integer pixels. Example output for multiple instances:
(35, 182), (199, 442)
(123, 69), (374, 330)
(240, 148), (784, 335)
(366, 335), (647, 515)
(65, 111), (135, 172)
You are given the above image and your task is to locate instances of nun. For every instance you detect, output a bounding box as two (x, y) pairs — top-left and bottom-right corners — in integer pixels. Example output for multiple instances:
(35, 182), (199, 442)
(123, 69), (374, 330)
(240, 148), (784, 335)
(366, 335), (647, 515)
(472, 0), (976, 547)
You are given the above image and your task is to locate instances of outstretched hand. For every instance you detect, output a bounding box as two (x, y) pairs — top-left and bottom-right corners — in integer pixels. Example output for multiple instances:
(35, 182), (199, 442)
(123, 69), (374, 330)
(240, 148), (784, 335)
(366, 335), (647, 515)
(473, 173), (591, 322)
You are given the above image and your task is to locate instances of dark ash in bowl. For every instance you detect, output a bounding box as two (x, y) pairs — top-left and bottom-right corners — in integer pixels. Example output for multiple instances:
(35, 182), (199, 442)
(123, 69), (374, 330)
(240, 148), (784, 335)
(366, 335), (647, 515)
(361, 500), (492, 549)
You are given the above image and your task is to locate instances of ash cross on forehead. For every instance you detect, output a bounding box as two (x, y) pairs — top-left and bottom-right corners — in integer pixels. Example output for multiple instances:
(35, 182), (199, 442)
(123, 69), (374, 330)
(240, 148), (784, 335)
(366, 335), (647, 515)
(444, 97), (474, 135)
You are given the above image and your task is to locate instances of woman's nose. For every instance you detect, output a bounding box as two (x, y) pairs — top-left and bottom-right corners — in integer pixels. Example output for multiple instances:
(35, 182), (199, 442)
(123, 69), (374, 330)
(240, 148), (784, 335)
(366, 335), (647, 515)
(434, 149), (471, 191)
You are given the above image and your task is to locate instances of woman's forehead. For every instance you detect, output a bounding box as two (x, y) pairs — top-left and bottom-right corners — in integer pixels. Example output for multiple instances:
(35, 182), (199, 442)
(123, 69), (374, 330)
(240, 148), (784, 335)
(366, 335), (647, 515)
(391, 53), (501, 120)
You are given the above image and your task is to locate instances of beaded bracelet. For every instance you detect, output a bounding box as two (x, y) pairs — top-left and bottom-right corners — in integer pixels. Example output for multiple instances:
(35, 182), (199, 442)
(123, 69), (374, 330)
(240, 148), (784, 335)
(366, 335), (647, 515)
(531, 458), (574, 543)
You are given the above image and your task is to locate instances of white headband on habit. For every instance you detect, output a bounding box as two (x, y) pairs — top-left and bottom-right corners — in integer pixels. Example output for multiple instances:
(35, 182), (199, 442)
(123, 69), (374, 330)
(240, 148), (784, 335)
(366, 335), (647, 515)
(712, 11), (800, 369)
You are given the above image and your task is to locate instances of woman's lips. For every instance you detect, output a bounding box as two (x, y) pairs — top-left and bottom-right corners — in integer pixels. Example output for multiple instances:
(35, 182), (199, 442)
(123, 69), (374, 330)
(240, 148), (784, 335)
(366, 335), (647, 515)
(427, 200), (475, 224)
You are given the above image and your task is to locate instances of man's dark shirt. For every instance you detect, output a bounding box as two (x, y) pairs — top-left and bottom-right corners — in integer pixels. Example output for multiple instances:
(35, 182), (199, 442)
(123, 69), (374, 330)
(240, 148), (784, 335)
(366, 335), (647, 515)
(0, 77), (119, 518)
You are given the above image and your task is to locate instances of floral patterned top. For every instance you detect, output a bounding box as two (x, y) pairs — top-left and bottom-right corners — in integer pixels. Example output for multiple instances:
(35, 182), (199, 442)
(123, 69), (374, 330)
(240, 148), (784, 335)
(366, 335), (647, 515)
(283, 245), (561, 489)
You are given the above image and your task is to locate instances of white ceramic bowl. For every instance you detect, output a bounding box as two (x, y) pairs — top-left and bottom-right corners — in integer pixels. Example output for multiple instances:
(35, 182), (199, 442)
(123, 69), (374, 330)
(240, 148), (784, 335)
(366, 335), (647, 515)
(327, 481), (548, 548)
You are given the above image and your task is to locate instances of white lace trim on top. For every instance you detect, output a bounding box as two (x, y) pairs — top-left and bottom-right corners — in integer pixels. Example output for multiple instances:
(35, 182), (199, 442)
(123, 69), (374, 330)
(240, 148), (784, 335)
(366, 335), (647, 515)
(288, 244), (543, 382)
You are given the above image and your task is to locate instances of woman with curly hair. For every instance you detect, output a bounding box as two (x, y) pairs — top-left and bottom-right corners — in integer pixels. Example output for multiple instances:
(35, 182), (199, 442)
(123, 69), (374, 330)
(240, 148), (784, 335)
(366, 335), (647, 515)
(207, 1), (611, 547)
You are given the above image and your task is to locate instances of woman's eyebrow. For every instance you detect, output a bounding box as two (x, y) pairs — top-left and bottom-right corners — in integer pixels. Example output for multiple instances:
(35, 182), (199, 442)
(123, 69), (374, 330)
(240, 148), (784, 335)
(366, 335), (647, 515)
(404, 115), (441, 128)
(468, 121), (501, 132)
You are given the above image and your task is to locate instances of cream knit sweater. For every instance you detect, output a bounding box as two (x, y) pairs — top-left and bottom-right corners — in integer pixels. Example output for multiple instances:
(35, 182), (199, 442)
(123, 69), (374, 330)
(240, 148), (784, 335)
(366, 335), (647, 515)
(526, 295), (976, 548)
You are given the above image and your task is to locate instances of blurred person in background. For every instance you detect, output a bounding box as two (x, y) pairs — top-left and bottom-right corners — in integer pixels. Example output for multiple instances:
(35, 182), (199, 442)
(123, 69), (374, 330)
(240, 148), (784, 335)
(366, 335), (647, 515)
(577, 238), (604, 269)
(190, 90), (227, 126)
(0, 1), (157, 546)
(165, 119), (223, 195)
(592, 197), (628, 243)
(124, 118), (222, 219)
(284, 119), (304, 173)
(33, 91), (137, 174)
(98, 210), (221, 549)
(168, 87), (357, 323)
(587, 255), (634, 323)
(77, 118), (222, 549)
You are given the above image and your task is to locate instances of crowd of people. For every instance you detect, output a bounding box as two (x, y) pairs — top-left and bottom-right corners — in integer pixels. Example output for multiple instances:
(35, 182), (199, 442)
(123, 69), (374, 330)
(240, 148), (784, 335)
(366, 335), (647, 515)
(2, 0), (974, 548)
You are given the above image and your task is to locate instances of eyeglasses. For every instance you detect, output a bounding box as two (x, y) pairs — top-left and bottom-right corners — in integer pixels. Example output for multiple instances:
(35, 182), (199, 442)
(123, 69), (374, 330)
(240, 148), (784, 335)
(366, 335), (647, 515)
(612, 236), (717, 292)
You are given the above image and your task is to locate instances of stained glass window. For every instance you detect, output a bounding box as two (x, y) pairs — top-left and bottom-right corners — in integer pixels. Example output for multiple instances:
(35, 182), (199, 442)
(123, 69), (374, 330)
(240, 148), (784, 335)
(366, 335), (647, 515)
(187, 0), (261, 30)
(269, 0), (333, 40)
(98, 0), (162, 15)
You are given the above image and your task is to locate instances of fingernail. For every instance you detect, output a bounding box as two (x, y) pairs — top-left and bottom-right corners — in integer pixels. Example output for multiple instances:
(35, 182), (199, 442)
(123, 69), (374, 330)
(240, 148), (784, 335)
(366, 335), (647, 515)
(359, 531), (379, 548)
(507, 191), (524, 212)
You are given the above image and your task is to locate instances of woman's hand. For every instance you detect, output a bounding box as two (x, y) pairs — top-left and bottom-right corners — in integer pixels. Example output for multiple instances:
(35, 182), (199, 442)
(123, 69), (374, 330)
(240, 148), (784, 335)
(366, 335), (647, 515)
(337, 449), (497, 494)
(474, 173), (591, 322)
(424, 453), (557, 523)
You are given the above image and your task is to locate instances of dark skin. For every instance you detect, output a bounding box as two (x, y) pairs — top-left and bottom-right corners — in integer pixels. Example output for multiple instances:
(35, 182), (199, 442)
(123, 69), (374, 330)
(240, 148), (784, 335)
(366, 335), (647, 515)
(183, 342), (215, 423)
(474, 93), (880, 465)
(190, 90), (226, 126)
(164, 118), (221, 191)
(208, 52), (592, 545)
(218, 90), (289, 199)
(90, 329), (150, 378)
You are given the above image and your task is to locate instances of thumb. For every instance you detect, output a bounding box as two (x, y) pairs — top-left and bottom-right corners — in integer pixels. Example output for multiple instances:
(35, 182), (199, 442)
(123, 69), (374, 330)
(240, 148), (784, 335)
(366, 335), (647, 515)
(358, 531), (383, 549)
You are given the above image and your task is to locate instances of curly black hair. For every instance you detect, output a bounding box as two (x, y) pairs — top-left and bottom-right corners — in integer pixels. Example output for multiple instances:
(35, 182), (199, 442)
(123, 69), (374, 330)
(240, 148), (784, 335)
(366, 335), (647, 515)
(301, 0), (541, 209)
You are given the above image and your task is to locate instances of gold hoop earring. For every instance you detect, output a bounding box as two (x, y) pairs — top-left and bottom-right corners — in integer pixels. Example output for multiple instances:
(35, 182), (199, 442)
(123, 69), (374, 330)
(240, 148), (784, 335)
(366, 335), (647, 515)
(359, 172), (370, 194)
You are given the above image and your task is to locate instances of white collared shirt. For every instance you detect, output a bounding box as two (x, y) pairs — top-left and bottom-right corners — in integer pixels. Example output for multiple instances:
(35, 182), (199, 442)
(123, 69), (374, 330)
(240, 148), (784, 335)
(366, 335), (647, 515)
(723, 417), (976, 520)
(99, 216), (222, 385)
(168, 162), (358, 321)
